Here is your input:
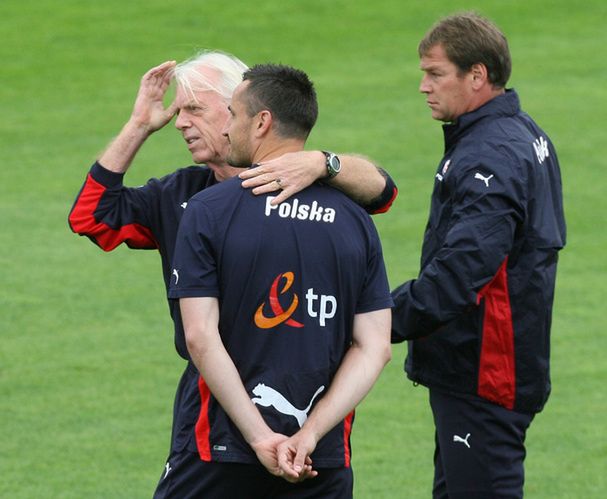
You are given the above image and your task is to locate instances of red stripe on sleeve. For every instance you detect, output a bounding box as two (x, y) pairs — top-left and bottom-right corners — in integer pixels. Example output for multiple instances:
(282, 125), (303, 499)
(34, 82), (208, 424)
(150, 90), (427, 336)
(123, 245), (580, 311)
(342, 410), (355, 467)
(371, 187), (398, 215)
(195, 376), (212, 461)
(68, 173), (158, 251)
(476, 258), (516, 410)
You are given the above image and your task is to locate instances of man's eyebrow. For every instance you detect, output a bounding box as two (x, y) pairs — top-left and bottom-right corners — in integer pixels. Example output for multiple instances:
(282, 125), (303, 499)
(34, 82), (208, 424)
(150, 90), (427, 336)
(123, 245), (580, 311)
(420, 63), (442, 72)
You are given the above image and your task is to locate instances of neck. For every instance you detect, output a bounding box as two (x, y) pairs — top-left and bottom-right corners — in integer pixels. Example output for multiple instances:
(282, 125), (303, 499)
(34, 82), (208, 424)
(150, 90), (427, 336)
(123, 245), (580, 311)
(251, 138), (306, 164)
(206, 160), (245, 182)
(470, 86), (506, 112)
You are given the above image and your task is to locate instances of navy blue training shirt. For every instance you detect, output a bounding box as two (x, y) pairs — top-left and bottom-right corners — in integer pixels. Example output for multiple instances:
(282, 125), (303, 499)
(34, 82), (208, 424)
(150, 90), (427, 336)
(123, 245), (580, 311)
(169, 176), (393, 467)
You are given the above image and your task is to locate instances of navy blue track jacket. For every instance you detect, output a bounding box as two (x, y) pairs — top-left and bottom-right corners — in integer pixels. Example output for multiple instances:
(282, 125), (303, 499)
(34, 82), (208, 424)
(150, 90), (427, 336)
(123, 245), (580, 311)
(68, 162), (217, 358)
(391, 90), (566, 414)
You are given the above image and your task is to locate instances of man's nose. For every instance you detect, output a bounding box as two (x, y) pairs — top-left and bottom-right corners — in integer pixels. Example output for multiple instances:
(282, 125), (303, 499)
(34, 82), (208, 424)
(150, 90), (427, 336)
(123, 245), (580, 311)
(221, 117), (231, 138)
(175, 112), (189, 130)
(419, 74), (431, 93)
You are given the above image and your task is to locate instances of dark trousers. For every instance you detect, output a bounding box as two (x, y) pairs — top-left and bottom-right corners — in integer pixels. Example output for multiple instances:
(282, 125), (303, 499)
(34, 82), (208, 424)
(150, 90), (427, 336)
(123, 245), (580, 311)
(153, 449), (353, 499)
(430, 389), (534, 499)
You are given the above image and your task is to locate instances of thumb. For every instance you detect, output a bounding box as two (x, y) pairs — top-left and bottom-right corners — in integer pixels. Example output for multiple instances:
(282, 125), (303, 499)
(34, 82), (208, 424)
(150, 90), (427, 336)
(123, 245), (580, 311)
(166, 101), (179, 120)
(293, 446), (308, 474)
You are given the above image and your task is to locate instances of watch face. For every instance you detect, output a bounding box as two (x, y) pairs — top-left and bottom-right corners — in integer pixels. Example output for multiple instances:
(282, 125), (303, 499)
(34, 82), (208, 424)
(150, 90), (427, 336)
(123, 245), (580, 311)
(323, 151), (341, 178)
(329, 154), (341, 172)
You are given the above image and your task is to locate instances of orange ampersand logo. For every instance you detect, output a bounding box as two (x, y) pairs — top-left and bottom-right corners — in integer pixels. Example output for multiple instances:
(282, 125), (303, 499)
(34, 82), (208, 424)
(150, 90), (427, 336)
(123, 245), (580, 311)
(254, 272), (304, 329)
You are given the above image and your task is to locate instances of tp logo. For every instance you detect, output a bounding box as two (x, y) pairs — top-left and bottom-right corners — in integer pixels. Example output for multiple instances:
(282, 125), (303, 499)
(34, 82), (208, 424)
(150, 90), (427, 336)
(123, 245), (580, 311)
(255, 272), (304, 329)
(255, 272), (338, 329)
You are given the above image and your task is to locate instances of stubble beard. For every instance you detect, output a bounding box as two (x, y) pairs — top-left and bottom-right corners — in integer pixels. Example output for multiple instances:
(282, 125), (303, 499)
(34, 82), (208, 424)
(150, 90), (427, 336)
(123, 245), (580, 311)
(226, 145), (252, 168)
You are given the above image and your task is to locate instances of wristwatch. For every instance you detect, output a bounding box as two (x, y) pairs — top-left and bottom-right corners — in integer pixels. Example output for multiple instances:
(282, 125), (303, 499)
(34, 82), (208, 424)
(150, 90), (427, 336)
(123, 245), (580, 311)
(322, 151), (341, 179)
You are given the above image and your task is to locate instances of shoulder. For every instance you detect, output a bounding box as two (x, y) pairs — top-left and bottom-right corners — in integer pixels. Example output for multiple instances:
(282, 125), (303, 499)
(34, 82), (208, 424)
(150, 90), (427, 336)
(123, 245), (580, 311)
(144, 165), (215, 200)
(455, 114), (540, 179)
(160, 165), (214, 185)
(187, 176), (245, 213)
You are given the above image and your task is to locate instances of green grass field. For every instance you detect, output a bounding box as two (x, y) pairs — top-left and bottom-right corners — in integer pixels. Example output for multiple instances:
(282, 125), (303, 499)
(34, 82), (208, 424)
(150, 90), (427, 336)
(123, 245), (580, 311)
(1, 0), (605, 497)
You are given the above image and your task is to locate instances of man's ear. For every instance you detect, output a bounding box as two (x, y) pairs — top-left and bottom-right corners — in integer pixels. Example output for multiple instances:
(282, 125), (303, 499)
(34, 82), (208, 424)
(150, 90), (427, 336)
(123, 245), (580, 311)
(470, 63), (489, 90)
(254, 110), (273, 137)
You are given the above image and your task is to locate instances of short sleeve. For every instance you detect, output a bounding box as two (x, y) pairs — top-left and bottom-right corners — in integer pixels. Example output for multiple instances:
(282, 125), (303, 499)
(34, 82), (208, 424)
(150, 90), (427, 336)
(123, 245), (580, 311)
(168, 199), (220, 298)
(355, 220), (393, 313)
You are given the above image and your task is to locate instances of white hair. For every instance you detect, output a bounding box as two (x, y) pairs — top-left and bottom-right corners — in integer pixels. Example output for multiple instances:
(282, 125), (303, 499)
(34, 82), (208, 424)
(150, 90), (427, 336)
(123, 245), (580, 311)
(173, 50), (249, 101)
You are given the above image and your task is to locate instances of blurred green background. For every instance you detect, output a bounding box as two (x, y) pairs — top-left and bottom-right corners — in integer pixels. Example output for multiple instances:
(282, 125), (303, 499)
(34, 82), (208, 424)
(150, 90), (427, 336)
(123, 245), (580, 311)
(1, 0), (605, 497)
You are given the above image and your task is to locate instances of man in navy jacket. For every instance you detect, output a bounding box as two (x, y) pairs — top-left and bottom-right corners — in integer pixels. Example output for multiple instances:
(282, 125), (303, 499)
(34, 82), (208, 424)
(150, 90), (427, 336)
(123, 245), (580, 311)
(391, 13), (566, 498)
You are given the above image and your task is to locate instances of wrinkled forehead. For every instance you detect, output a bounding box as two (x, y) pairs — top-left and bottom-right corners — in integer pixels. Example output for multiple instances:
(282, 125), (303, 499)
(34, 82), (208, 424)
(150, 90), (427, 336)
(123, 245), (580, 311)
(419, 44), (456, 71)
(175, 84), (227, 107)
(175, 64), (229, 102)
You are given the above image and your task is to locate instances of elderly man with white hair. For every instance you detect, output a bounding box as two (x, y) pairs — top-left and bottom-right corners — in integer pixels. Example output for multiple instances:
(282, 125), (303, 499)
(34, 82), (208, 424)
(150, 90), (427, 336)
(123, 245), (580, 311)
(69, 50), (397, 496)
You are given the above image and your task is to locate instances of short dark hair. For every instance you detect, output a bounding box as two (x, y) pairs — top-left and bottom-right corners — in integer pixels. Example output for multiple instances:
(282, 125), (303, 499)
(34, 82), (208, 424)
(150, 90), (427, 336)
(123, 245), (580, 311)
(418, 12), (511, 88)
(242, 64), (318, 139)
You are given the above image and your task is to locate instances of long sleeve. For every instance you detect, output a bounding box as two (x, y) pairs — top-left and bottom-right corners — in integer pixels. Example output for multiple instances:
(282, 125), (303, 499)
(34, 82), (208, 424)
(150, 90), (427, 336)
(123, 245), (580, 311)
(391, 152), (524, 342)
(68, 162), (159, 251)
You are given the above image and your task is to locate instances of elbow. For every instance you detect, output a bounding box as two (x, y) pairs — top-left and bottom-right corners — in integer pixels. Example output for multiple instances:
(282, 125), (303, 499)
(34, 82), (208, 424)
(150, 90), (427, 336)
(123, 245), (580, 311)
(184, 327), (205, 360)
(368, 173), (398, 215)
(381, 343), (392, 367)
(368, 338), (392, 369)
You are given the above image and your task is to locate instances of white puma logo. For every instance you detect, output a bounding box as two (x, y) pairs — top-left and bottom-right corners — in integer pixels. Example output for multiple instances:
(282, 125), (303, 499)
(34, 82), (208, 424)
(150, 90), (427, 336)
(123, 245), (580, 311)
(163, 462), (172, 480)
(251, 383), (325, 427)
(474, 172), (494, 187)
(453, 433), (471, 448)
(172, 269), (179, 285)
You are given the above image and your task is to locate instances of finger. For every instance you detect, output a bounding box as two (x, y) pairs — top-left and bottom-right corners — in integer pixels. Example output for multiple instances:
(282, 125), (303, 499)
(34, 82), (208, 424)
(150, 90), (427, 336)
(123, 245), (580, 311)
(143, 61), (175, 81)
(277, 447), (300, 480)
(298, 465), (318, 482)
(241, 175), (273, 189)
(153, 60), (177, 74)
(153, 63), (176, 88)
(292, 447), (308, 475)
(279, 463), (300, 481)
(239, 164), (268, 180)
(240, 171), (280, 189)
(249, 181), (283, 196)
(267, 187), (295, 205)
(238, 163), (277, 182)
(166, 100), (179, 119)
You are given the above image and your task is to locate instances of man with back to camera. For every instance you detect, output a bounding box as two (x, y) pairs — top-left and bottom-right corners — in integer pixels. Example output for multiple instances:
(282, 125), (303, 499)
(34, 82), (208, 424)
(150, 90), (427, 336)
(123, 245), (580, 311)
(168, 63), (393, 498)
(67, 50), (398, 495)
(390, 12), (566, 498)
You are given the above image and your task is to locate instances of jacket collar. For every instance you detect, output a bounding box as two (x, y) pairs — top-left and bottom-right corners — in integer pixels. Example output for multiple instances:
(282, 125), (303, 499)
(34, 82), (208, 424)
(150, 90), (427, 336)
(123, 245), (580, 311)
(442, 89), (520, 152)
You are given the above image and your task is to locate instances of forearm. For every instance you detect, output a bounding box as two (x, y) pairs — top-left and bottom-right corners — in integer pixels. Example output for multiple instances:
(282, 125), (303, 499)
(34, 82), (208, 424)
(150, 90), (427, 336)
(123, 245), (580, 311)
(392, 213), (517, 342)
(391, 280), (444, 342)
(181, 300), (273, 446)
(98, 120), (152, 174)
(301, 339), (391, 443)
(327, 153), (387, 206)
(192, 336), (273, 444)
(275, 309), (390, 477)
(238, 150), (395, 211)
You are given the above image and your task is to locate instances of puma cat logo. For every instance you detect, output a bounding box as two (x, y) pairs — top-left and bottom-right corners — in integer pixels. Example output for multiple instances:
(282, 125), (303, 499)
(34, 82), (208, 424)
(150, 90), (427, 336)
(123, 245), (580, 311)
(474, 172), (494, 187)
(251, 383), (325, 427)
(453, 433), (471, 448)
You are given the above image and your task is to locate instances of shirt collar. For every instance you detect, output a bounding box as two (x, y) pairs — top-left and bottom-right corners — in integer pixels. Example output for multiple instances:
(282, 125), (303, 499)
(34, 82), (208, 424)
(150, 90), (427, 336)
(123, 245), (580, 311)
(442, 89), (521, 151)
